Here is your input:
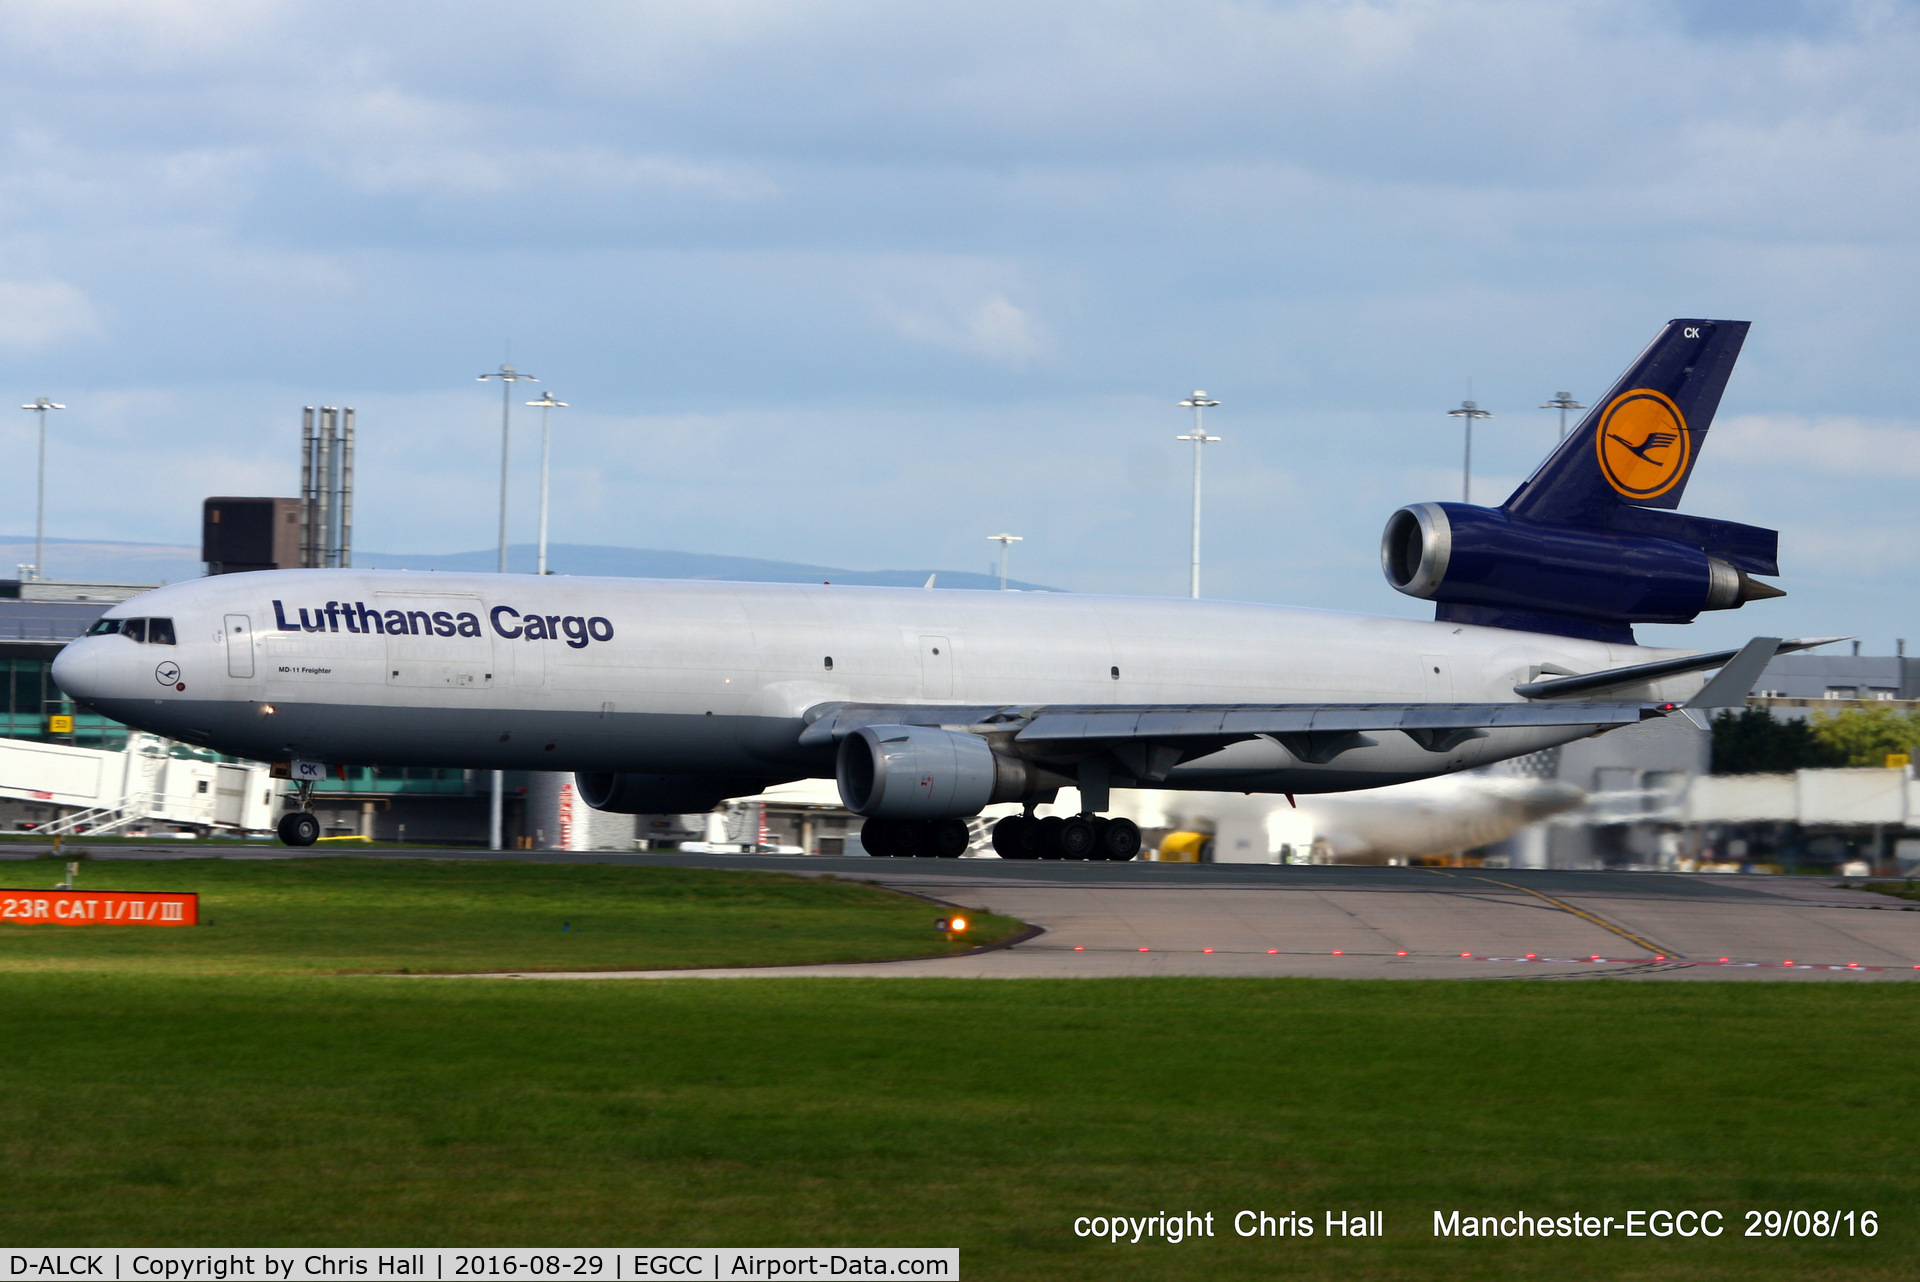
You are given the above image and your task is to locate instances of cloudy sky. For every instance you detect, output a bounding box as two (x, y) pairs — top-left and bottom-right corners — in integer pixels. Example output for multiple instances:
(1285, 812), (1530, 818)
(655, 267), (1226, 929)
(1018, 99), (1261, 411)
(1, 0), (1916, 652)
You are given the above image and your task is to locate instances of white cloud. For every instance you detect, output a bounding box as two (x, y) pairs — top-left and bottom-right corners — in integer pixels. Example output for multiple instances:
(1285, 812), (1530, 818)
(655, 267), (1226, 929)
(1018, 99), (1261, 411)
(0, 280), (102, 350)
(1711, 413), (1920, 477)
(884, 291), (1048, 366)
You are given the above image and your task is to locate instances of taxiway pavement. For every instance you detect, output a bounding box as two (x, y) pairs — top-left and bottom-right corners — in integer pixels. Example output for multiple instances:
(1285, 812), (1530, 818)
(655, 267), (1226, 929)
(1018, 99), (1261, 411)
(9, 845), (1917, 981)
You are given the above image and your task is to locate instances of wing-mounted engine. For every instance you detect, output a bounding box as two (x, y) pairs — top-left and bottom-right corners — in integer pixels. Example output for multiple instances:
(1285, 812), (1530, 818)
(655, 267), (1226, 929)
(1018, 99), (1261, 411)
(835, 724), (1039, 819)
(1381, 318), (1784, 644)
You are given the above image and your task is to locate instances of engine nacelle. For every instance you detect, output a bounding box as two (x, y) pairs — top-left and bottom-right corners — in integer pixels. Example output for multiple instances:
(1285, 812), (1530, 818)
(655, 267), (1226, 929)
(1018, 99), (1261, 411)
(576, 773), (772, 815)
(1381, 502), (1781, 636)
(835, 724), (1032, 819)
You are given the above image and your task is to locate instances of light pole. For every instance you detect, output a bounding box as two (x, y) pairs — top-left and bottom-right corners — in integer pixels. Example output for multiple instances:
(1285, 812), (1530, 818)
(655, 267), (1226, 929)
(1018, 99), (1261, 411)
(987, 533), (1022, 590)
(1541, 390), (1586, 442)
(476, 364), (534, 852)
(1177, 391), (1220, 599)
(526, 391), (568, 575)
(20, 398), (64, 582)
(1447, 394), (1491, 503)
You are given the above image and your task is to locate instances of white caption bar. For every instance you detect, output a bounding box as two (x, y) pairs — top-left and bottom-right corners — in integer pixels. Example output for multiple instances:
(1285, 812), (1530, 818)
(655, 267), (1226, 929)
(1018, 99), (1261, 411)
(5, 1252), (959, 1281)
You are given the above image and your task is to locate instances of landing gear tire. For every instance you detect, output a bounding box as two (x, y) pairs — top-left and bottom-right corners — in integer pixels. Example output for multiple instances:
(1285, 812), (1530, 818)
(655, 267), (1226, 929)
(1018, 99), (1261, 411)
(1058, 816), (1098, 860)
(930, 818), (972, 859)
(278, 811), (320, 847)
(1099, 816), (1142, 861)
(1035, 815), (1066, 859)
(992, 817), (1041, 860)
(860, 818), (900, 857)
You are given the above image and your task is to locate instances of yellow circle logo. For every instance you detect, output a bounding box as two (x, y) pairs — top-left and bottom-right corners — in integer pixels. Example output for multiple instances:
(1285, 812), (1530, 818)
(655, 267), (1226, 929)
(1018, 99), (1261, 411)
(1595, 389), (1690, 499)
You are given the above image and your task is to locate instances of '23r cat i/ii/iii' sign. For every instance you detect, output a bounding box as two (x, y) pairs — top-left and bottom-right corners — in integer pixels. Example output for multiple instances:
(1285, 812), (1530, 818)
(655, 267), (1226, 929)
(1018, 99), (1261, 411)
(1596, 387), (1692, 500)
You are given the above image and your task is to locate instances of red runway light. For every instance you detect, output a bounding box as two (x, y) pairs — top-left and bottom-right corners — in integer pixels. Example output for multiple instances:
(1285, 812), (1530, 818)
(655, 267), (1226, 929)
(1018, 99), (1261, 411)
(1073, 945), (1084, 951)
(1268, 949), (1279, 955)
(1139, 947), (1149, 952)
(1395, 950), (1407, 957)
(1461, 952), (1472, 958)
(1202, 948), (1214, 954)
(1719, 958), (1729, 963)
(1331, 949), (1342, 955)
(1784, 960), (1794, 966)
(1525, 953), (1537, 959)
(1654, 955), (1666, 961)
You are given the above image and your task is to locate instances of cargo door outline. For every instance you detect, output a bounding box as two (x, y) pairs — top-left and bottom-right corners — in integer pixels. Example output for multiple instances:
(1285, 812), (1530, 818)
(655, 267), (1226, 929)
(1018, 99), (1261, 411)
(224, 614), (255, 679)
(381, 596), (495, 689)
(919, 635), (954, 699)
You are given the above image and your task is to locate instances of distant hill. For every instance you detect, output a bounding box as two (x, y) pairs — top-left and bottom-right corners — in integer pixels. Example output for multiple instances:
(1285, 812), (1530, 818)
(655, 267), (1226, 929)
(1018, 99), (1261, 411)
(356, 544), (1057, 591)
(0, 536), (1057, 593)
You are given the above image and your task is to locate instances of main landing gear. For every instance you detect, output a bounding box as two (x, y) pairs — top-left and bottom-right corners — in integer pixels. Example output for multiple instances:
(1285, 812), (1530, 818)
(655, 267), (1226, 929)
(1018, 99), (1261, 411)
(860, 817), (973, 858)
(277, 779), (320, 847)
(991, 814), (1141, 862)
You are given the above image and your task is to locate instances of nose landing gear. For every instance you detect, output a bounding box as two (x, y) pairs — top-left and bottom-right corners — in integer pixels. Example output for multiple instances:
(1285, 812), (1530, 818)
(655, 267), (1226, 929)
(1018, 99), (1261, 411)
(277, 779), (320, 847)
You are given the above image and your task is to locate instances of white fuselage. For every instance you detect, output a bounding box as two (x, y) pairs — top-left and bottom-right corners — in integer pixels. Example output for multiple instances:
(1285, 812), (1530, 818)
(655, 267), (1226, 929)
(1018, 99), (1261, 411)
(50, 569), (1704, 797)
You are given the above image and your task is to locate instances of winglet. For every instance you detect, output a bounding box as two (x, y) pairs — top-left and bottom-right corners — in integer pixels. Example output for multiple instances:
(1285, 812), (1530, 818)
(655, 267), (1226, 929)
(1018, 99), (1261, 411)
(1684, 636), (1783, 709)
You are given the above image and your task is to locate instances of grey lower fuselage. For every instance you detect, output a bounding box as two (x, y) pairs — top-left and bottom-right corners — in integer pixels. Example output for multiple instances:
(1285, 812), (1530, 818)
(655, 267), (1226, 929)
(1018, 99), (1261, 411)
(51, 569), (1704, 796)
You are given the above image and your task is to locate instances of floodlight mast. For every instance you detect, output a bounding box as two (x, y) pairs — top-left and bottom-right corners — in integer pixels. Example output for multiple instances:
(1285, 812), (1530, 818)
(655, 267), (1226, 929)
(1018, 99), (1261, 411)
(1541, 390), (1586, 442)
(1176, 392), (1220, 599)
(1447, 391), (1492, 503)
(476, 363), (535, 853)
(477, 364), (535, 573)
(526, 391), (569, 575)
(20, 398), (65, 582)
(987, 533), (1022, 590)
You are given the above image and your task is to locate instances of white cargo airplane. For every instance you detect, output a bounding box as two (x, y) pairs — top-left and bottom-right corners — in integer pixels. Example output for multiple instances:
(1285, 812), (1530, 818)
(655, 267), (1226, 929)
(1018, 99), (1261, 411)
(1116, 774), (1587, 864)
(53, 320), (1823, 857)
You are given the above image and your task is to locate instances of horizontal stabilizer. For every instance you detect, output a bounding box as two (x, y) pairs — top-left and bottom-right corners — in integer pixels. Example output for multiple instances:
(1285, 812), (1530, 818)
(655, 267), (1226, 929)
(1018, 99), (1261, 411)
(1515, 637), (1847, 700)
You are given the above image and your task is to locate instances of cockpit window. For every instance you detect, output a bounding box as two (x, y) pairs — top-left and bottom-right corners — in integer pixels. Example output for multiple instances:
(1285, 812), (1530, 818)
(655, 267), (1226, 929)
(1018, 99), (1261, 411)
(89, 617), (175, 645)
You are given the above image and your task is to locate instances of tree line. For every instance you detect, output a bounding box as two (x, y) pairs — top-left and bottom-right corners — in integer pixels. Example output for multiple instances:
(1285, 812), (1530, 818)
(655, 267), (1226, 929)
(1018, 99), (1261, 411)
(1711, 705), (1920, 774)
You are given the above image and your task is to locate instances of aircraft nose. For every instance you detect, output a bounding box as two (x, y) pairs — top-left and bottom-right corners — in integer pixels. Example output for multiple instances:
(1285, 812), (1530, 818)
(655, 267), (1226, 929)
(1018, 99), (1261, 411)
(50, 641), (101, 703)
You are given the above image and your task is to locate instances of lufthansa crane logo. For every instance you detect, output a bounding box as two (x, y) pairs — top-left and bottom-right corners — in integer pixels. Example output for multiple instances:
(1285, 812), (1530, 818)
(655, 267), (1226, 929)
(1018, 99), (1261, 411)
(1596, 388), (1691, 500)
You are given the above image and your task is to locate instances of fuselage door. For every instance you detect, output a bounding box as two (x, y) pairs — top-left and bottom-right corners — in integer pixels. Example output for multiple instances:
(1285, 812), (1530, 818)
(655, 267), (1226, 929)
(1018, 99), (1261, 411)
(224, 614), (255, 678)
(919, 635), (953, 699)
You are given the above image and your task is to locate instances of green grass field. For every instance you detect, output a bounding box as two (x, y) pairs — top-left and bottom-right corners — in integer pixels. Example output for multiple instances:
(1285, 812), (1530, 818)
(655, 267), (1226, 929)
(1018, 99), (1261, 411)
(0, 856), (1914, 1279)
(0, 855), (1022, 973)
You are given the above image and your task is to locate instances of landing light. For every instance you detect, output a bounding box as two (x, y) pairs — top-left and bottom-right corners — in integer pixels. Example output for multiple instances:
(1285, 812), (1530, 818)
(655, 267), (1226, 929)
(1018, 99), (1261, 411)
(260, 704), (276, 715)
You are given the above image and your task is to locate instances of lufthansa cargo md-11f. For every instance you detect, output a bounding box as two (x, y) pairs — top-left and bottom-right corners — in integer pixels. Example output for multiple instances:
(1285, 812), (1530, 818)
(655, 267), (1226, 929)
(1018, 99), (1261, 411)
(54, 320), (1823, 856)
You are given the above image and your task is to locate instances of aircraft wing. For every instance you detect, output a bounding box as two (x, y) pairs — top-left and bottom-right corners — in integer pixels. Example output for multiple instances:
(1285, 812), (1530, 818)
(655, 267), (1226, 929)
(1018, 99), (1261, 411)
(798, 698), (1665, 776)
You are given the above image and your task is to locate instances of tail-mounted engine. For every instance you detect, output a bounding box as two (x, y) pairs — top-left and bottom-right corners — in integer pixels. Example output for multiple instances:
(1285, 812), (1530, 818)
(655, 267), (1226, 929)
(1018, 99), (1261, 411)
(1382, 502), (1782, 643)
